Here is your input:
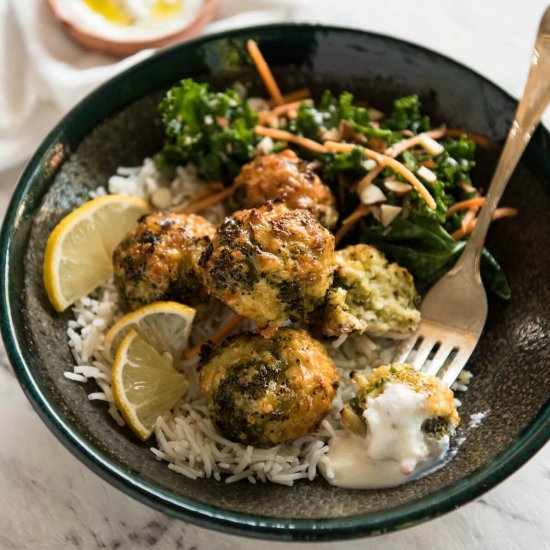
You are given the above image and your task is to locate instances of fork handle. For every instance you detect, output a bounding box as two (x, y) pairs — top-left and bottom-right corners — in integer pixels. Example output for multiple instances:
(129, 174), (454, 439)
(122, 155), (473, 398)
(455, 6), (550, 274)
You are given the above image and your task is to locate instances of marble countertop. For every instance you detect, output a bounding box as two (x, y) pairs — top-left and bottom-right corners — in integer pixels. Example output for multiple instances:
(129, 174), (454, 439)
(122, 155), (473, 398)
(1, 2), (550, 548)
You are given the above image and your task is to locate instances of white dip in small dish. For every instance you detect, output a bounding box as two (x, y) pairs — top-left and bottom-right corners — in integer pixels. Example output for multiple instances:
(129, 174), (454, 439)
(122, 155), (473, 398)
(54, 0), (205, 43)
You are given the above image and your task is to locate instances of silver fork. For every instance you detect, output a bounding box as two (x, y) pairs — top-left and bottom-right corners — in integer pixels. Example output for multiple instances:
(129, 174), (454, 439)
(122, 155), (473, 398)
(394, 6), (550, 386)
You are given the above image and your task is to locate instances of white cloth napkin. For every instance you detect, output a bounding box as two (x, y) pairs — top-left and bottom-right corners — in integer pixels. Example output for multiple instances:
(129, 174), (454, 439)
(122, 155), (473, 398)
(1, 0), (547, 174)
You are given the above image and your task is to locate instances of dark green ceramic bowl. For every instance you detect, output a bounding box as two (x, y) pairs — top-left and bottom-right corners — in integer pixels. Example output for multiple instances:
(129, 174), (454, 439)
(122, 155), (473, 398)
(1, 25), (549, 541)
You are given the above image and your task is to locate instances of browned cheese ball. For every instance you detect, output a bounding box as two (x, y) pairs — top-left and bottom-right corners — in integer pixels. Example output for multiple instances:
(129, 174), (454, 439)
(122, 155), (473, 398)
(199, 201), (335, 330)
(341, 364), (459, 438)
(113, 212), (215, 310)
(234, 149), (338, 229)
(199, 328), (340, 448)
(311, 244), (420, 339)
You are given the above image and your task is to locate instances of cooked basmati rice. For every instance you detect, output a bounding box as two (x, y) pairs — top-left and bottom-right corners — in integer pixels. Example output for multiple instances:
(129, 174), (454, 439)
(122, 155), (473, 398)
(63, 158), (469, 486)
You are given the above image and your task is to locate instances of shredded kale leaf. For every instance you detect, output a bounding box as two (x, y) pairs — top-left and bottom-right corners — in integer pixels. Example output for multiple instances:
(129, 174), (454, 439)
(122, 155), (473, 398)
(156, 79), (259, 181)
(289, 90), (392, 142)
(288, 94), (433, 147)
(360, 214), (511, 300)
(384, 95), (431, 133)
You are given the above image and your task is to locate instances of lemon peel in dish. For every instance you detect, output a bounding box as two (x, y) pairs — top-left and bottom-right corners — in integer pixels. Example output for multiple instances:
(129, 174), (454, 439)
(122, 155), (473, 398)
(112, 329), (189, 441)
(103, 301), (196, 362)
(43, 194), (150, 312)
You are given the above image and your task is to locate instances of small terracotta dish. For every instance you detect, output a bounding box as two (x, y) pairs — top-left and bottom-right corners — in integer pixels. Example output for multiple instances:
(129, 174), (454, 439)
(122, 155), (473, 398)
(47, 0), (220, 57)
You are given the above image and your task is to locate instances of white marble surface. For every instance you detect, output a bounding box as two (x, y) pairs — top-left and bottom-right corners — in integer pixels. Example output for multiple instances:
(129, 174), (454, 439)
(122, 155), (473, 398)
(1, 1), (550, 549)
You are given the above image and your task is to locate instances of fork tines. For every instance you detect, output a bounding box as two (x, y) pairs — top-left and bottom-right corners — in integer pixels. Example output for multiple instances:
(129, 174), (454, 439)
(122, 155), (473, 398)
(393, 320), (479, 386)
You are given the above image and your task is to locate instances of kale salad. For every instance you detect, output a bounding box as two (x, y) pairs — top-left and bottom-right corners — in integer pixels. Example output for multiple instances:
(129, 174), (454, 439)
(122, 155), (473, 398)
(155, 74), (515, 299)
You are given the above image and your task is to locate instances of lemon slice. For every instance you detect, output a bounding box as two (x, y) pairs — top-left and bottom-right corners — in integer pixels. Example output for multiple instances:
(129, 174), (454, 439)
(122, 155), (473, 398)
(103, 301), (196, 363)
(112, 329), (189, 440)
(44, 194), (150, 312)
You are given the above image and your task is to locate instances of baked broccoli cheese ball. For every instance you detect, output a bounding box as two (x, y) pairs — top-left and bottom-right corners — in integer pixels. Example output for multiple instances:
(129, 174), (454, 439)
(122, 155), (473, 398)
(312, 244), (420, 338)
(234, 149), (338, 229)
(199, 328), (340, 447)
(200, 201), (335, 331)
(341, 363), (460, 439)
(113, 212), (215, 310)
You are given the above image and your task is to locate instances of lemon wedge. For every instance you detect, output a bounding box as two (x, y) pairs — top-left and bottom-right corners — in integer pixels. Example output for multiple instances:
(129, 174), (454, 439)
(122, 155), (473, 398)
(43, 194), (150, 312)
(112, 329), (189, 441)
(103, 301), (196, 363)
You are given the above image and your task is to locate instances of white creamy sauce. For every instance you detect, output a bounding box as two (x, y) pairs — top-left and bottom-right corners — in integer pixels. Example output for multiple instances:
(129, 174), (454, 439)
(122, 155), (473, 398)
(363, 383), (430, 474)
(468, 410), (488, 429)
(327, 383), (450, 489)
(56, 0), (204, 42)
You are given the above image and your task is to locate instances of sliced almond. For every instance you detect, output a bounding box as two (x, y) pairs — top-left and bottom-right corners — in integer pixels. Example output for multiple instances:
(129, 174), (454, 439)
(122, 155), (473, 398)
(307, 159), (323, 171)
(384, 179), (412, 195)
(362, 159), (378, 171)
(339, 120), (366, 143)
(358, 182), (387, 205)
(257, 136), (274, 155)
(380, 204), (403, 227)
(417, 165), (438, 184)
(321, 127), (341, 141)
(418, 133), (445, 156)
(367, 107), (385, 121)
(247, 97), (270, 112)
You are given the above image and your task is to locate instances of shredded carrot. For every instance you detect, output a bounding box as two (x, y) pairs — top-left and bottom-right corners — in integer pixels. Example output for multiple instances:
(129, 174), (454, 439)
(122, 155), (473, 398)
(342, 203), (371, 226)
(461, 208), (477, 232)
(260, 99), (312, 127)
(445, 197), (486, 217)
(459, 181), (477, 194)
(419, 160), (437, 169)
(168, 181), (224, 211)
(384, 128), (446, 158)
(446, 129), (489, 147)
(335, 168), (380, 244)
(185, 315), (246, 358)
(270, 99), (312, 118)
(377, 156), (436, 210)
(247, 40), (284, 106)
(323, 140), (375, 157)
(337, 173), (347, 206)
(334, 223), (352, 246)
(258, 111), (271, 125)
(451, 224), (471, 241)
(335, 164), (382, 241)
(172, 184), (238, 214)
(357, 165), (383, 194)
(188, 181), (224, 201)
(462, 192), (483, 232)
(255, 126), (329, 153)
(208, 180), (225, 190)
(492, 207), (518, 220)
(334, 205), (370, 245)
(269, 88), (311, 107)
(451, 207), (518, 240)
(324, 140), (437, 210)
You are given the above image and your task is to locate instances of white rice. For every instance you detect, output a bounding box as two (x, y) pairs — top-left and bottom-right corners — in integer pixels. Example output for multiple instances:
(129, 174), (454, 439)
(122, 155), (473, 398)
(107, 158), (225, 223)
(64, 158), (470, 486)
